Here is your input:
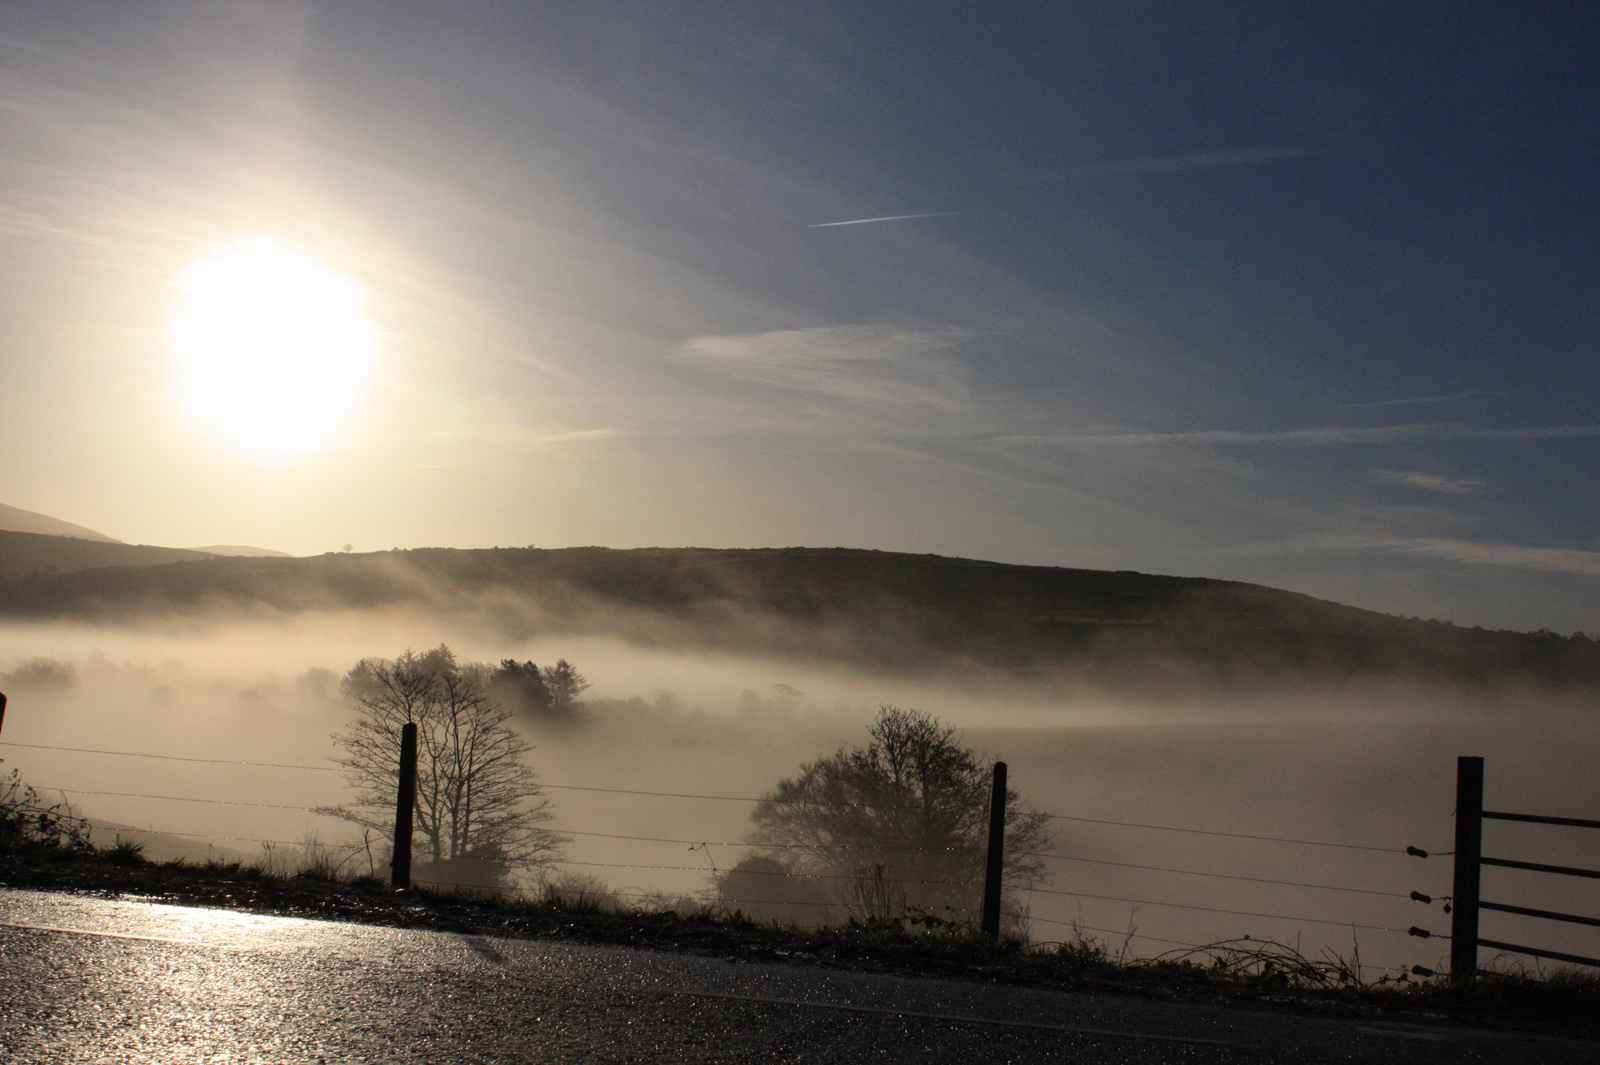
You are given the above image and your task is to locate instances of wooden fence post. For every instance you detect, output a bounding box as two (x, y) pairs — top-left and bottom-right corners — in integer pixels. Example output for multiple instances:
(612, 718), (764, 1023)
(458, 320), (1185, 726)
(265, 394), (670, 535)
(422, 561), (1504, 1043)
(1450, 755), (1484, 980)
(981, 761), (1007, 942)
(392, 721), (417, 891)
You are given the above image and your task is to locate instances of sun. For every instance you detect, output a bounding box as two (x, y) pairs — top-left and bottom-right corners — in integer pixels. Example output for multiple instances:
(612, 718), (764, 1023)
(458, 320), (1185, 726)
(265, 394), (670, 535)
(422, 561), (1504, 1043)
(172, 240), (374, 453)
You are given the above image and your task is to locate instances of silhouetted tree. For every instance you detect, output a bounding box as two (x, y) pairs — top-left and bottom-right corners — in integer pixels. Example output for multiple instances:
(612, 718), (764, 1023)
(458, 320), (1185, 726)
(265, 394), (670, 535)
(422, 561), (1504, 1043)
(321, 645), (564, 886)
(745, 706), (1050, 925)
(489, 659), (554, 719)
(539, 658), (590, 721)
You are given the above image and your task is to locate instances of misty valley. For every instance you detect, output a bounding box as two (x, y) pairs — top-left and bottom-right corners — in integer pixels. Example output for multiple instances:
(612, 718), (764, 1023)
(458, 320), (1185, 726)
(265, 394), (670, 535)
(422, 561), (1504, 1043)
(3, 542), (1597, 981)
(6, 9), (1600, 1056)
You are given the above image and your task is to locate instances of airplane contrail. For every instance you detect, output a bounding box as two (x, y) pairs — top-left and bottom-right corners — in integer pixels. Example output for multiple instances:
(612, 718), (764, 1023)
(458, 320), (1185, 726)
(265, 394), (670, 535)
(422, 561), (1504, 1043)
(809, 211), (964, 228)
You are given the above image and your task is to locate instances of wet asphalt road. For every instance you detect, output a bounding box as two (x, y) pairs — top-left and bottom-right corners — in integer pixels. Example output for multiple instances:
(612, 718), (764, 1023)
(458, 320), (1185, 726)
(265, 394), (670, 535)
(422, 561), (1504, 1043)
(0, 888), (1594, 1064)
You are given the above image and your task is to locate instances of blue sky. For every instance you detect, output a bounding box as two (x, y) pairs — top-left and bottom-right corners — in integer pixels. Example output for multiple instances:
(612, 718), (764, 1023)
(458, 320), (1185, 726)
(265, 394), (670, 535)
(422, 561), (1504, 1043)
(0, 2), (1595, 632)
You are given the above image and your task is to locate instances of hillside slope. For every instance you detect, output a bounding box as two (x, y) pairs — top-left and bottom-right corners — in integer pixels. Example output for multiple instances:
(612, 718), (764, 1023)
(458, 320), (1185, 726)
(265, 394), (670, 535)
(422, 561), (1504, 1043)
(0, 503), (117, 542)
(192, 545), (294, 558)
(1, 545), (1594, 693)
(0, 530), (217, 579)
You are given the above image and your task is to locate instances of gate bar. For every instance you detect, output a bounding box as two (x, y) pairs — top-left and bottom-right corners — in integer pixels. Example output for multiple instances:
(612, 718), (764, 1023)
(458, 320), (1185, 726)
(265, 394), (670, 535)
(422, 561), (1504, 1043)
(1481, 856), (1600, 880)
(1483, 810), (1600, 831)
(1480, 901), (1600, 928)
(1476, 939), (1600, 969)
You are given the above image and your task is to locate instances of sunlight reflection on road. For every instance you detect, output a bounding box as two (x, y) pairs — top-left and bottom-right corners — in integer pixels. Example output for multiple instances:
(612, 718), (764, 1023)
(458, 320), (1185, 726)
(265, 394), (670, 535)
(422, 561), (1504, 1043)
(0, 890), (420, 961)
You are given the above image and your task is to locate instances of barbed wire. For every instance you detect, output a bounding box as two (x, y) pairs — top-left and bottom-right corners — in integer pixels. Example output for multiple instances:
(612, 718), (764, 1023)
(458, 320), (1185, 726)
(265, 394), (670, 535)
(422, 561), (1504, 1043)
(1025, 916), (1197, 949)
(1028, 851), (1411, 899)
(1039, 813), (1409, 854)
(546, 857), (980, 888)
(3, 741), (1422, 856)
(27, 784), (326, 813)
(1022, 885), (1409, 934)
(537, 782), (908, 810)
(3, 741), (943, 812)
(408, 878), (941, 913)
(13, 742), (1432, 943)
(116, 829), (339, 850)
(551, 827), (981, 854)
(0, 741), (338, 772)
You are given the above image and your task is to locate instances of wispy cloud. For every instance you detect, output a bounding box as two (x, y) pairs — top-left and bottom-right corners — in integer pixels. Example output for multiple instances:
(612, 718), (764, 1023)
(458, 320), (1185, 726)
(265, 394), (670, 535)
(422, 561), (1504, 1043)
(808, 148), (1305, 229)
(677, 324), (971, 411)
(809, 211), (964, 228)
(524, 427), (622, 444)
(1243, 534), (1600, 578)
(1348, 390), (1508, 409)
(997, 423), (1600, 448)
(1372, 469), (1488, 495)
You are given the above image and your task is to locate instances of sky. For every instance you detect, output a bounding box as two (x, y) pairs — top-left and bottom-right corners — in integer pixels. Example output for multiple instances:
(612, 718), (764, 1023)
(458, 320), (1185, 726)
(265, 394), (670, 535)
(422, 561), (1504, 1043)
(0, 1), (1595, 633)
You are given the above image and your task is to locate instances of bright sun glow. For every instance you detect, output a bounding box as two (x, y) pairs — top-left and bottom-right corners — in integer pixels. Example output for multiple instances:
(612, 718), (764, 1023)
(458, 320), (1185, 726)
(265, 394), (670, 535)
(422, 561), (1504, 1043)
(173, 240), (374, 453)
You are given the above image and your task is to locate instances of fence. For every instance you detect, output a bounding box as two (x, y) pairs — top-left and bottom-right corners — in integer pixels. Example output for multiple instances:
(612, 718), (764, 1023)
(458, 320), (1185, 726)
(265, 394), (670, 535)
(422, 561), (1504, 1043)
(6, 725), (1593, 972)
(1, 727), (1488, 979)
(1450, 755), (1600, 975)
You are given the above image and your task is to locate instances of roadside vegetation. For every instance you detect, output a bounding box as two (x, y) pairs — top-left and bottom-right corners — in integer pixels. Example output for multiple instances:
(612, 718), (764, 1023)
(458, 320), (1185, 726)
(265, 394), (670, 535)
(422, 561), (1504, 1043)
(3, 763), (1595, 1033)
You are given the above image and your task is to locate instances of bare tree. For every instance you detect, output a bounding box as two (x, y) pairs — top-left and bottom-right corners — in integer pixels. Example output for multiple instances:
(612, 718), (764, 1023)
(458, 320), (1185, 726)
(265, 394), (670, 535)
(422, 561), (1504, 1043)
(321, 645), (565, 888)
(745, 706), (1051, 925)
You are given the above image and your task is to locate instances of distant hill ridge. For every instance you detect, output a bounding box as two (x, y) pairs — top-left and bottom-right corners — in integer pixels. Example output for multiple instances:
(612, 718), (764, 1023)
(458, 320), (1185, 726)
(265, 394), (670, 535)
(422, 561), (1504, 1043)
(193, 545), (294, 558)
(0, 529), (216, 579)
(0, 545), (1594, 692)
(0, 502), (118, 542)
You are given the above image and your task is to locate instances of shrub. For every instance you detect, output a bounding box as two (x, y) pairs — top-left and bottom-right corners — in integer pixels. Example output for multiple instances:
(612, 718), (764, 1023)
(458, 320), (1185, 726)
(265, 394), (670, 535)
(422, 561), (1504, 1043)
(103, 835), (147, 866)
(0, 766), (92, 852)
(540, 870), (619, 910)
(2, 656), (78, 692)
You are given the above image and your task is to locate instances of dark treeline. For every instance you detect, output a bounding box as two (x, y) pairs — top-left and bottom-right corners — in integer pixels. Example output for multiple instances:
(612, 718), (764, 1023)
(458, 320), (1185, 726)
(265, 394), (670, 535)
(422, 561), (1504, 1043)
(0, 543), (1596, 693)
(488, 657), (589, 725)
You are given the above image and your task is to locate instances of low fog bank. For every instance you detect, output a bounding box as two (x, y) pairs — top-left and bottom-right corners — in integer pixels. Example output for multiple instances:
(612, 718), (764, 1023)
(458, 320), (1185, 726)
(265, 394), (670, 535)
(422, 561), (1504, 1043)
(4, 546), (1597, 703)
(2, 611), (1595, 976)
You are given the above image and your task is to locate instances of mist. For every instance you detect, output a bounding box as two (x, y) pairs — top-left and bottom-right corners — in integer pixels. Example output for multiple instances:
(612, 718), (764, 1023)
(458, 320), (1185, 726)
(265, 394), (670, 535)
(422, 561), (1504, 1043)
(2, 607), (1597, 978)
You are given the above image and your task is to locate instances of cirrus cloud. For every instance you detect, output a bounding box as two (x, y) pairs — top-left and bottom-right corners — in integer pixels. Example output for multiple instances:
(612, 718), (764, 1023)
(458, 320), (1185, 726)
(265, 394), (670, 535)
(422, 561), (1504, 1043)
(676, 324), (972, 412)
(1371, 469), (1488, 495)
(1246, 534), (1600, 578)
(997, 423), (1600, 448)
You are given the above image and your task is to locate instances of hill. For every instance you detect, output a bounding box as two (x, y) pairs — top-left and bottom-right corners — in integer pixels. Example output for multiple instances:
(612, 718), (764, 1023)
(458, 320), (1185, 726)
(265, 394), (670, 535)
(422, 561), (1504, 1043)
(0, 502), (118, 542)
(0, 529), (218, 580)
(192, 545), (294, 558)
(0, 545), (1594, 694)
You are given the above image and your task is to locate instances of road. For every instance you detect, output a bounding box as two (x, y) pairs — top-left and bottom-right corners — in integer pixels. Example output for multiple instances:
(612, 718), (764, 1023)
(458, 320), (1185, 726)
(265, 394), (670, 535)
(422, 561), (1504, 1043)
(0, 888), (1592, 1063)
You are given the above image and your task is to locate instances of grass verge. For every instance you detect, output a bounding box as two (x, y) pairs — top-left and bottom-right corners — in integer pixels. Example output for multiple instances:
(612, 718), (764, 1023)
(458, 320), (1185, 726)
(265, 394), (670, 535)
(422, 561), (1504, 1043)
(1, 836), (1596, 1035)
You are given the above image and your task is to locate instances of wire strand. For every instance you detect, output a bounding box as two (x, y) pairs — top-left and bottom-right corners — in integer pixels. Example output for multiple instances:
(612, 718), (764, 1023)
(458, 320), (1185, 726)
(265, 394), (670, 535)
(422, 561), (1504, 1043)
(1, 741), (338, 772)
(1040, 813), (1407, 854)
(537, 781), (908, 810)
(30, 784), (326, 813)
(1022, 885), (1407, 933)
(1028, 851), (1409, 898)
(1026, 917), (1197, 949)
(407, 879), (954, 912)
(552, 827), (981, 854)
(3, 740), (1422, 852)
(4, 741), (921, 812)
(546, 858), (979, 888)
